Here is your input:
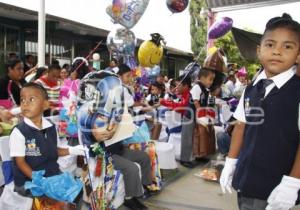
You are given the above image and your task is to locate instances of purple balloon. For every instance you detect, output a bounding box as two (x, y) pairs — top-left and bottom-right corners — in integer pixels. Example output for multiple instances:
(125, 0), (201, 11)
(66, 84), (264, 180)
(208, 17), (233, 39)
(166, 0), (189, 13)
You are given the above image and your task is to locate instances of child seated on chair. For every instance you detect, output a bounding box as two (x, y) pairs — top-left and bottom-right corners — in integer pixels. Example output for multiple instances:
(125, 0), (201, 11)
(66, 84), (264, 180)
(9, 82), (86, 197)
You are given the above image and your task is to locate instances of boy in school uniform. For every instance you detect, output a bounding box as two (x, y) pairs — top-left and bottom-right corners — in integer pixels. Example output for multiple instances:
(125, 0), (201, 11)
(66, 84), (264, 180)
(9, 82), (87, 196)
(220, 14), (300, 210)
(190, 68), (216, 158)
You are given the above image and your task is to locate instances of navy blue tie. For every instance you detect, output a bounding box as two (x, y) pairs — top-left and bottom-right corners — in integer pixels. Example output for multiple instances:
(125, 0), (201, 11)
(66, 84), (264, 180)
(257, 79), (273, 98)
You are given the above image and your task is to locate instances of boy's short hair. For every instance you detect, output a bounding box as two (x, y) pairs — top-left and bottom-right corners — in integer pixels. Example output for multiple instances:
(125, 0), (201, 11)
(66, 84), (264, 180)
(262, 13), (300, 42)
(198, 68), (215, 79)
(176, 75), (191, 88)
(151, 81), (165, 90)
(118, 64), (131, 76)
(48, 64), (61, 72)
(169, 79), (176, 88)
(22, 82), (49, 100)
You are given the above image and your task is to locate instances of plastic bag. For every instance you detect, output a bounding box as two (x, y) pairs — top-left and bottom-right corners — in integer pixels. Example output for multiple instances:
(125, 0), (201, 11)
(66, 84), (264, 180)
(194, 160), (224, 182)
(0, 182), (33, 210)
(25, 170), (83, 203)
(123, 121), (150, 144)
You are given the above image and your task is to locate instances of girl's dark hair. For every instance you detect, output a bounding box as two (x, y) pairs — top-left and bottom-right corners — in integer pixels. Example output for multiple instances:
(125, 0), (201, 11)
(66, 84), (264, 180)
(149, 81), (165, 95)
(34, 67), (48, 80)
(70, 58), (89, 79)
(118, 64), (131, 76)
(22, 82), (48, 100)
(5, 59), (22, 73)
(262, 13), (300, 41)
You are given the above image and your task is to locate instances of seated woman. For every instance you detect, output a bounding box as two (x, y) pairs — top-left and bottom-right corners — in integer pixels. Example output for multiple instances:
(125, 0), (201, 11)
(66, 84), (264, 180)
(0, 59), (26, 106)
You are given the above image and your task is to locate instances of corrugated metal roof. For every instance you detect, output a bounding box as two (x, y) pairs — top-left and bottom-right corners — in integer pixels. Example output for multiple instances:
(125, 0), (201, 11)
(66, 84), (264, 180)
(206, 0), (300, 12)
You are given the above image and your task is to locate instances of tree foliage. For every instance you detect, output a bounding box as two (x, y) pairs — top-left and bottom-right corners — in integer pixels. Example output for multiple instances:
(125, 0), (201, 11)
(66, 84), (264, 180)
(189, 0), (260, 79)
(215, 31), (260, 78)
(189, 0), (207, 63)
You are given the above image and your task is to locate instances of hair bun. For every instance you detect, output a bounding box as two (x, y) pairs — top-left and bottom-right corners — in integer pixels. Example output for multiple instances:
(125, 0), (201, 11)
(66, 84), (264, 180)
(281, 13), (292, 20)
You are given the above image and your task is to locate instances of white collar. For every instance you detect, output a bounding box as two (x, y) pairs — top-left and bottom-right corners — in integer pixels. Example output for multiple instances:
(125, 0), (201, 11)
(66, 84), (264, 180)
(24, 117), (53, 130)
(253, 66), (296, 89)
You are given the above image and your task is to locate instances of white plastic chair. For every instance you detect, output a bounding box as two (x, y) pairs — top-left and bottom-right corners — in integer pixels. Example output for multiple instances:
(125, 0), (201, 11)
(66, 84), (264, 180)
(165, 111), (182, 160)
(0, 136), (33, 210)
(157, 106), (168, 142)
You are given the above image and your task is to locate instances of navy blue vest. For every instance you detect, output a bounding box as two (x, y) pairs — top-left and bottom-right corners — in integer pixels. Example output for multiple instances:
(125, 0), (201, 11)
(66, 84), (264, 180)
(13, 120), (60, 186)
(197, 82), (209, 107)
(232, 75), (300, 200)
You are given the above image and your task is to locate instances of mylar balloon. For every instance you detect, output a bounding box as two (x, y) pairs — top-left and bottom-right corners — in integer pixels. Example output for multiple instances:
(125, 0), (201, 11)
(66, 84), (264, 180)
(106, 28), (137, 57)
(138, 33), (165, 68)
(77, 71), (124, 146)
(149, 65), (161, 77)
(208, 17), (233, 39)
(107, 0), (150, 29)
(166, 0), (189, 13)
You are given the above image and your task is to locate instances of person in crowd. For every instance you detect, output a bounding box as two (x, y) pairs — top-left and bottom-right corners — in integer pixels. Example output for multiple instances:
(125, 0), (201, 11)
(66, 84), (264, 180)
(190, 68), (215, 114)
(159, 75), (194, 167)
(9, 82), (86, 197)
(156, 74), (165, 86)
(224, 70), (236, 98)
(60, 67), (69, 81)
(233, 67), (248, 98)
(35, 64), (61, 115)
(24, 54), (34, 73)
(118, 64), (135, 108)
(145, 81), (165, 140)
(33, 67), (48, 81)
(62, 63), (70, 72)
(146, 82), (165, 107)
(106, 58), (119, 74)
(164, 79), (178, 101)
(8, 52), (17, 60)
(0, 59), (26, 106)
(220, 13), (300, 210)
(190, 68), (216, 160)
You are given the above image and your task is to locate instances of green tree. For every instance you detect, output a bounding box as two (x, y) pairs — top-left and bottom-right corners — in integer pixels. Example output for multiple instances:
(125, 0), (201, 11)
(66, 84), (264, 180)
(189, 0), (207, 62)
(215, 31), (260, 79)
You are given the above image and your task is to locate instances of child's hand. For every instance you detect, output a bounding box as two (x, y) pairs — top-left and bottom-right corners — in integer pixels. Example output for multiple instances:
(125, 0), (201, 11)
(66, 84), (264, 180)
(69, 145), (89, 156)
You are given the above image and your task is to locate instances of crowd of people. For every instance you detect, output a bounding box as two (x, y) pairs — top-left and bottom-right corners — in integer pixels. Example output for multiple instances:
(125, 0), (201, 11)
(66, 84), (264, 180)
(0, 13), (300, 210)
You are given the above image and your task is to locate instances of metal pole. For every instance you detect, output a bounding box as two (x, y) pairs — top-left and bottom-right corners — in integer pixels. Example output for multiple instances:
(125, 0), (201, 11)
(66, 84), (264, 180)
(38, 0), (45, 67)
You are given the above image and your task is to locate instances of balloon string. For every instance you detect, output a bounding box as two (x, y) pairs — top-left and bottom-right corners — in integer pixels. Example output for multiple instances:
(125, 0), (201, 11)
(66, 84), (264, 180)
(176, 44), (206, 89)
(73, 40), (103, 73)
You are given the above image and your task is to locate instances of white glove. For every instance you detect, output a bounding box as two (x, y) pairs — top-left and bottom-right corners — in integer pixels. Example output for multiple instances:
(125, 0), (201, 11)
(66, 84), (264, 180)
(68, 145), (89, 156)
(219, 157), (238, 194)
(266, 175), (300, 210)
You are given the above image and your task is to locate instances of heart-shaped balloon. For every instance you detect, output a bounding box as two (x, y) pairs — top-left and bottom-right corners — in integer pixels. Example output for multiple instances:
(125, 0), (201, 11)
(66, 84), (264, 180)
(106, 27), (137, 57)
(208, 17), (233, 39)
(166, 0), (189, 13)
(107, 0), (150, 29)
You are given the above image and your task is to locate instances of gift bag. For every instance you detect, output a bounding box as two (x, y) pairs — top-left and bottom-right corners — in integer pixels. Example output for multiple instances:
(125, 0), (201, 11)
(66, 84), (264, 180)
(58, 79), (80, 138)
(193, 124), (216, 158)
